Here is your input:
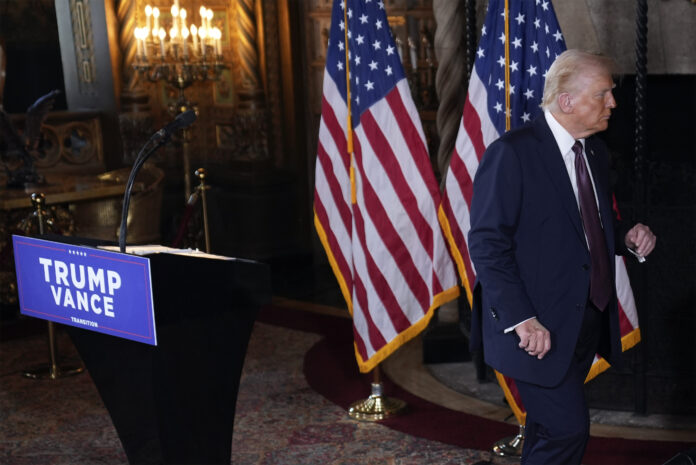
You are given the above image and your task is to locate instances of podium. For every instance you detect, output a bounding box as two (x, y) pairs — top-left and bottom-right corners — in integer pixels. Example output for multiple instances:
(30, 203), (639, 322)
(20, 236), (270, 465)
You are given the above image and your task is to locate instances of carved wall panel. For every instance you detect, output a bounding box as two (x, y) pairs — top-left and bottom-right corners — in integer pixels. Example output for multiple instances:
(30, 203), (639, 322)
(68, 0), (99, 91)
(8, 111), (105, 175)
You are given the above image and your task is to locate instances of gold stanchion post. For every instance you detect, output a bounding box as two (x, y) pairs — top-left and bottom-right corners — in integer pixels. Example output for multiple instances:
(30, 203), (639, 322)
(347, 365), (406, 421)
(183, 127), (193, 201)
(492, 424), (525, 457)
(194, 168), (211, 253)
(22, 193), (84, 380)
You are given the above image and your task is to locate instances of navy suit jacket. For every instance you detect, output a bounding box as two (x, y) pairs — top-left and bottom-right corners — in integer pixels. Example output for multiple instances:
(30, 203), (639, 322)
(468, 115), (629, 387)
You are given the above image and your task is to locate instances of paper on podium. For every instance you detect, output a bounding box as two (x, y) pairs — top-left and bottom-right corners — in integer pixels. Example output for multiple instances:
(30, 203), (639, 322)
(99, 245), (234, 261)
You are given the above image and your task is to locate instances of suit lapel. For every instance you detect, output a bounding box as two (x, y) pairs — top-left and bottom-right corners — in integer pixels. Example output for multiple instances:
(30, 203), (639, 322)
(532, 116), (586, 244)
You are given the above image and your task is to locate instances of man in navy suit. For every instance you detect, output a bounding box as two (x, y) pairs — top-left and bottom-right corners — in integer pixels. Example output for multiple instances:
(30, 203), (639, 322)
(468, 50), (656, 465)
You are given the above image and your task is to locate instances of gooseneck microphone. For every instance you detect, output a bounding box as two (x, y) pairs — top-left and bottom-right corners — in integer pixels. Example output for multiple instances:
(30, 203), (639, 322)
(119, 110), (197, 253)
(157, 109), (197, 140)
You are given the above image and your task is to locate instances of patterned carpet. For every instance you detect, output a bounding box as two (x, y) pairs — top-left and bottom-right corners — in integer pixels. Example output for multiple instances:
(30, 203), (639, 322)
(2, 308), (691, 465)
(0, 316), (503, 465)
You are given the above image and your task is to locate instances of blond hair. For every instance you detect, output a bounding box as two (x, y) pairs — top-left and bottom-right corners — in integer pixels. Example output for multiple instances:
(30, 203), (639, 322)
(541, 50), (616, 111)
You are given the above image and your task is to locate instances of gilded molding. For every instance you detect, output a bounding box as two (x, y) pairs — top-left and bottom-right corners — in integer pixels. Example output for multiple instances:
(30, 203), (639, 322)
(236, 0), (260, 92)
(69, 0), (98, 93)
(433, 0), (466, 178)
(117, 0), (138, 86)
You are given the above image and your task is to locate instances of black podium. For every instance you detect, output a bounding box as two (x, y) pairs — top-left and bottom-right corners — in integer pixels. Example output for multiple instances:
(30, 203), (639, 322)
(63, 248), (270, 465)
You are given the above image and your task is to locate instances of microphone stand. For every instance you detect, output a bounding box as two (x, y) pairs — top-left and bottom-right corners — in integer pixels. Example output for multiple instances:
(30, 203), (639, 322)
(118, 131), (171, 253)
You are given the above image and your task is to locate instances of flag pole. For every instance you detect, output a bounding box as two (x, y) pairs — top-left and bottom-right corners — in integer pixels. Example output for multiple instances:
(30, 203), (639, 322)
(347, 364), (406, 421)
(493, 0), (524, 456)
(342, 0), (357, 205)
(340, 0), (405, 421)
(503, 0), (511, 131)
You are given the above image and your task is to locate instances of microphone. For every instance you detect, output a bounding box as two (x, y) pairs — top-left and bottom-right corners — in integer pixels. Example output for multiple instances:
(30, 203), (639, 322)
(118, 109), (196, 253)
(157, 109), (197, 138)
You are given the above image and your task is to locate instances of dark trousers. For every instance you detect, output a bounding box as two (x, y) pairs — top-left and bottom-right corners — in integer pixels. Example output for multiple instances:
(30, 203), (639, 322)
(515, 304), (603, 465)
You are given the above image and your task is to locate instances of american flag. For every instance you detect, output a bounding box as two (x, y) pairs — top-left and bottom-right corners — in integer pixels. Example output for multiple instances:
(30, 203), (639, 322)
(314, 0), (459, 373)
(439, 0), (641, 424)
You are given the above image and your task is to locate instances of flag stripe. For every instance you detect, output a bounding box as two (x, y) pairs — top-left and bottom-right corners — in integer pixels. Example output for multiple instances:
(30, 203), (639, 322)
(352, 134), (431, 316)
(317, 140), (352, 234)
(314, 197), (354, 296)
(360, 108), (436, 265)
(461, 96), (487, 164)
(385, 84), (442, 207)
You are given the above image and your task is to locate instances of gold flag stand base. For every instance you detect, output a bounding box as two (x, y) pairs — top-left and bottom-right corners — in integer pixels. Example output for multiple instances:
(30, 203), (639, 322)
(492, 424), (525, 457)
(348, 382), (406, 421)
(22, 321), (84, 380)
(23, 364), (84, 380)
(348, 366), (406, 421)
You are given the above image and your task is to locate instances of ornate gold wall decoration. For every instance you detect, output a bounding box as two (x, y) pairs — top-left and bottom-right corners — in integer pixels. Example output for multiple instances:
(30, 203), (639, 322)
(117, 0), (138, 88)
(236, 0), (261, 94)
(433, 0), (468, 178)
(69, 0), (99, 91)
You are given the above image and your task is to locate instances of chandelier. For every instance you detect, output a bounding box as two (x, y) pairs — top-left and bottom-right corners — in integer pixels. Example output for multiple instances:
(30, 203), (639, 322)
(132, 1), (226, 103)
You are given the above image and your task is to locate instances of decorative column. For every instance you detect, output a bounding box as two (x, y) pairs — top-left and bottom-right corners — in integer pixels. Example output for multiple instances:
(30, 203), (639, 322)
(236, 0), (262, 102)
(433, 0), (467, 181)
(232, 0), (268, 161)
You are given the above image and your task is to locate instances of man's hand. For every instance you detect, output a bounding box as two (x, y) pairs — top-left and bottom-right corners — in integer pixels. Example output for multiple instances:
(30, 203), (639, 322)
(625, 223), (656, 258)
(515, 318), (551, 359)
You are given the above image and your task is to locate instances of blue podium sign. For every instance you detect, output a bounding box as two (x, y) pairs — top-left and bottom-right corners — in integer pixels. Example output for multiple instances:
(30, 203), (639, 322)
(12, 235), (157, 345)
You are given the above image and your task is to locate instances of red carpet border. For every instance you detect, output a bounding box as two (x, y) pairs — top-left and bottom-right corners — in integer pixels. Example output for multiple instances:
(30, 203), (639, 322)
(258, 304), (694, 465)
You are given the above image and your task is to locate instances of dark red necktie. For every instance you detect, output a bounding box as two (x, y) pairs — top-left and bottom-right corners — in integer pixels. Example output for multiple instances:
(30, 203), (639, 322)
(573, 141), (612, 311)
